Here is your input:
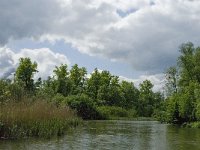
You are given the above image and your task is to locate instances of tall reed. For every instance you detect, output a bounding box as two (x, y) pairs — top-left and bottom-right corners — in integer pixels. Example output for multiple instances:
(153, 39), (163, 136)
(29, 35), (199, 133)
(0, 100), (80, 139)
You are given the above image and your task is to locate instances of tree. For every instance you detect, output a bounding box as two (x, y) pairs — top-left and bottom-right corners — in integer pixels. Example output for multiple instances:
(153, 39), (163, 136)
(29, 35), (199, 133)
(193, 47), (200, 84)
(69, 64), (87, 94)
(86, 69), (124, 106)
(105, 76), (124, 106)
(39, 76), (57, 99)
(97, 70), (112, 105)
(120, 81), (139, 109)
(15, 57), (38, 92)
(86, 68), (101, 100)
(165, 66), (179, 96)
(53, 64), (72, 96)
(163, 42), (200, 124)
(178, 42), (195, 86)
(138, 80), (154, 117)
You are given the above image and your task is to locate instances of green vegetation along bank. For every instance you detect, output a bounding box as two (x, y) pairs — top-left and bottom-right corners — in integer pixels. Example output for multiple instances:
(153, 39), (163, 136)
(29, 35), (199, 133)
(157, 42), (200, 127)
(0, 54), (164, 138)
(1, 42), (200, 139)
(0, 100), (80, 139)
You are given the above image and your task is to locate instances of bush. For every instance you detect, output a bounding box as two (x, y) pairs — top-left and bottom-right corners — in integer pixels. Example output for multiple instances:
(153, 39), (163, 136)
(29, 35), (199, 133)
(7, 82), (25, 102)
(64, 94), (104, 120)
(185, 122), (200, 128)
(0, 80), (10, 103)
(51, 93), (66, 106)
(97, 106), (136, 119)
(0, 80), (26, 103)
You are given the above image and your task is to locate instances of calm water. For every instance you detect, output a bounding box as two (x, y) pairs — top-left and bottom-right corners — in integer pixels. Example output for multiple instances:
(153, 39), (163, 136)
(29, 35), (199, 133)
(0, 120), (200, 150)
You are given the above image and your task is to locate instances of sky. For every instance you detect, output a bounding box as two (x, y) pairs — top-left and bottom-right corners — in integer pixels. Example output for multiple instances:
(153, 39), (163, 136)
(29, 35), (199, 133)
(0, 0), (200, 91)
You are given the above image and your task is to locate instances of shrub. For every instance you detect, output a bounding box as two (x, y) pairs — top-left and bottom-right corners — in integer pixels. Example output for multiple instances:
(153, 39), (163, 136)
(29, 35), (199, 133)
(97, 106), (135, 119)
(7, 82), (25, 102)
(0, 80), (10, 103)
(186, 122), (200, 128)
(51, 93), (66, 106)
(64, 94), (104, 120)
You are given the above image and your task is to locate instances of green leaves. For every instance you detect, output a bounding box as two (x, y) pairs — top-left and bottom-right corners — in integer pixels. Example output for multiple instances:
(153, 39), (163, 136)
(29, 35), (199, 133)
(53, 64), (72, 96)
(1, 57), (164, 121)
(65, 94), (102, 120)
(165, 66), (178, 96)
(70, 64), (87, 95)
(137, 80), (163, 117)
(163, 42), (200, 124)
(15, 57), (38, 92)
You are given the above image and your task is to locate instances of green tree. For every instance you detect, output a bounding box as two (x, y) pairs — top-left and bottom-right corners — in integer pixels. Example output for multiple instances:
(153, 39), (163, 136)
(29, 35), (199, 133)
(15, 57), (38, 92)
(178, 42), (195, 86)
(97, 70), (112, 105)
(86, 69), (124, 106)
(193, 47), (200, 83)
(165, 66), (179, 96)
(106, 76), (124, 106)
(138, 80), (154, 117)
(86, 68), (101, 100)
(120, 81), (139, 109)
(164, 42), (200, 124)
(38, 76), (57, 99)
(69, 64), (87, 95)
(53, 64), (72, 96)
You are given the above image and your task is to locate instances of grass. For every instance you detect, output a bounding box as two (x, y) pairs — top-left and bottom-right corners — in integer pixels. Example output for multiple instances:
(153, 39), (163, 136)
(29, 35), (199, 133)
(0, 100), (81, 139)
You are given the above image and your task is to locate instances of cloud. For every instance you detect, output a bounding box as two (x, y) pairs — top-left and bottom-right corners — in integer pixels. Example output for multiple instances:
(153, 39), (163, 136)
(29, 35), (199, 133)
(0, 47), (15, 78)
(0, 47), (70, 79)
(1, 0), (200, 73)
(0, 0), (65, 45)
(119, 73), (165, 92)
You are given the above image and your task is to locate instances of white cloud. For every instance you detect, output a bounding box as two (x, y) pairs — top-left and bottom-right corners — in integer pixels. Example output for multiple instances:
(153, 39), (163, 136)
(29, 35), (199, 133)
(0, 47), (15, 78)
(1, 0), (200, 73)
(0, 47), (70, 79)
(119, 74), (165, 92)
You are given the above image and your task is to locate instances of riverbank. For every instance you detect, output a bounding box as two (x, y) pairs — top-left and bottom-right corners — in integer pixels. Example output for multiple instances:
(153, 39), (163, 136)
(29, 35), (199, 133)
(0, 100), (81, 139)
(181, 122), (200, 128)
(104, 117), (156, 121)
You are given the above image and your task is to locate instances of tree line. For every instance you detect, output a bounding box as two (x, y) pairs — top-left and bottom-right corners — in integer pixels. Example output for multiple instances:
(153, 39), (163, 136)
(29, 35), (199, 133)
(160, 42), (200, 126)
(2, 42), (199, 126)
(0, 57), (163, 119)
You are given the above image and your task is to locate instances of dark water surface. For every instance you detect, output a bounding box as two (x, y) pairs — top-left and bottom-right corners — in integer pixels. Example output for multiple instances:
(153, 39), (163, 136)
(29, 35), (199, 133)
(0, 120), (200, 150)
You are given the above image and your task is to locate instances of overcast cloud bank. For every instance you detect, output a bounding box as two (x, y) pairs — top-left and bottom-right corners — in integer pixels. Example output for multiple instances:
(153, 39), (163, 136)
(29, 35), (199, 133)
(1, 0), (200, 73)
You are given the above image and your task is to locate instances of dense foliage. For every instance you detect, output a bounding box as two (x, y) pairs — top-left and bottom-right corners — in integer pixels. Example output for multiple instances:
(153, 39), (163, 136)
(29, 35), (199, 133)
(160, 42), (200, 125)
(0, 57), (163, 122)
(3, 42), (200, 138)
(3, 42), (200, 139)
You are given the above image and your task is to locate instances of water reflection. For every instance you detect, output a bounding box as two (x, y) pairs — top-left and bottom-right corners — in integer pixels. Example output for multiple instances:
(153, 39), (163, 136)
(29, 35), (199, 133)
(166, 125), (200, 150)
(0, 120), (200, 150)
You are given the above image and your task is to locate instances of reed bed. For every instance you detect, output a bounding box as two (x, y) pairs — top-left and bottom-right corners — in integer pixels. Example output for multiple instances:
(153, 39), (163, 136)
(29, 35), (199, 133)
(0, 100), (80, 139)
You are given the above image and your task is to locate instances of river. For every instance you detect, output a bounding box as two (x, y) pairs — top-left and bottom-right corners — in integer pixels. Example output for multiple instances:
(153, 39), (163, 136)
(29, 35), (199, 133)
(0, 120), (200, 150)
